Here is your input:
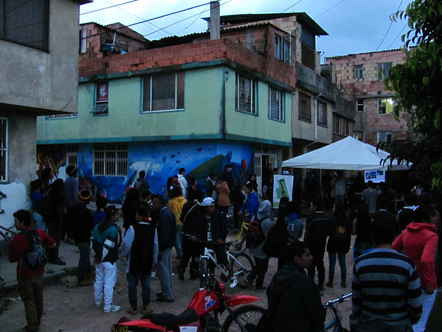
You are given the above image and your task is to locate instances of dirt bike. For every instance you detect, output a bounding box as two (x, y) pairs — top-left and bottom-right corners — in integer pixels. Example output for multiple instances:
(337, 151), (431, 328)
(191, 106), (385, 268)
(112, 241), (265, 332)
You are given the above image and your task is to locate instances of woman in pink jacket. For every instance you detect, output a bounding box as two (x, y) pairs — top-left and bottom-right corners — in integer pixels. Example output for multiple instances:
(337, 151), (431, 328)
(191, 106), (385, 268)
(392, 206), (439, 332)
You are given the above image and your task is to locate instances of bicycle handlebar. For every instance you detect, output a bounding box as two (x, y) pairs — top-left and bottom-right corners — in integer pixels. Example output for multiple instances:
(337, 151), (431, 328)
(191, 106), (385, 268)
(324, 292), (352, 307)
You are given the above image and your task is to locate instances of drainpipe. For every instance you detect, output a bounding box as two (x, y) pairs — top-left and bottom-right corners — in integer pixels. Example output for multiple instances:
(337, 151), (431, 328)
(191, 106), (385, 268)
(210, 1), (220, 40)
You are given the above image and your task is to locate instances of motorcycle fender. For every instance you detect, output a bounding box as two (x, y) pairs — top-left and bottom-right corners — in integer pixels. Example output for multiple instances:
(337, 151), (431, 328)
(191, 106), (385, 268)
(225, 295), (261, 307)
(119, 319), (166, 331)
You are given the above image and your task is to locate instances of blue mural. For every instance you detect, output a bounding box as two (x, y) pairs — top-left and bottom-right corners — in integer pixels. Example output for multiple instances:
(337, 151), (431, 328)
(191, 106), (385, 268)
(77, 141), (254, 202)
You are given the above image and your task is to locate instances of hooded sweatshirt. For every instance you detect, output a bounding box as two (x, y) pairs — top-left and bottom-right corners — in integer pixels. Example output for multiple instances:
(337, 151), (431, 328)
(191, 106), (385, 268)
(168, 196), (187, 226)
(392, 222), (439, 290)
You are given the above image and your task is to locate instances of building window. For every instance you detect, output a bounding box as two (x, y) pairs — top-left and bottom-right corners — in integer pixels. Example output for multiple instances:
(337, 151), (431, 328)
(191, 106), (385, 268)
(275, 34), (290, 64)
(353, 64), (364, 80)
(317, 101), (327, 127)
(0, 118), (8, 182)
(378, 98), (396, 115)
(353, 131), (363, 140)
(268, 87), (285, 122)
(0, 0), (49, 51)
(298, 92), (312, 122)
(143, 72), (185, 112)
(93, 144), (128, 176)
(377, 131), (393, 144)
(377, 62), (392, 80)
(356, 99), (364, 112)
(94, 82), (109, 115)
(236, 74), (258, 114)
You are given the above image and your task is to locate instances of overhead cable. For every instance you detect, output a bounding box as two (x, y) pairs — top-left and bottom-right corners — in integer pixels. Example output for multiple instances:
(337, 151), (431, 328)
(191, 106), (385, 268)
(376, 0), (404, 51)
(81, 0), (141, 16)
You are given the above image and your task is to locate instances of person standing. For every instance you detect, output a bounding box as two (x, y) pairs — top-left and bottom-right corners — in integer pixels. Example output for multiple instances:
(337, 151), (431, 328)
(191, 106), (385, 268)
(168, 184), (187, 259)
(362, 181), (380, 215)
(8, 210), (56, 332)
(152, 195), (176, 303)
(64, 165), (80, 241)
(353, 203), (373, 258)
(134, 171), (150, 197)
(334, 171), (347, 208)
(71, 190), (94, 286)
(121, 205), (156, 315)
(215, 178), (231, 217)
(122, 188), (140, 232)
(257, 241), (325, 332)
(392, 206), (438, 332)
(92, 207), (121, 313)
(351, 211), (422, 332)
(177, 168), (188, 198)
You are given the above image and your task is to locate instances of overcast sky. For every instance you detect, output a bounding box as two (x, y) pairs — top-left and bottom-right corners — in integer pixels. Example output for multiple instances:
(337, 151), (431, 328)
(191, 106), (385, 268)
(80, 0), (412, 61)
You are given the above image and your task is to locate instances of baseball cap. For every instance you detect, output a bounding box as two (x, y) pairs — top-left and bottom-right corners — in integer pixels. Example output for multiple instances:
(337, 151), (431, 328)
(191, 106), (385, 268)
(199, 197), (215, 207)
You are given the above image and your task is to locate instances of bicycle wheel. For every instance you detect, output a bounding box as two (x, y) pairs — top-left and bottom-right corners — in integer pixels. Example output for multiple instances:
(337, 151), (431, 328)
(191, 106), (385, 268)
(230, 253), (254, 287)
(324, 307), (345, 332)
(222, 305), (266, 332)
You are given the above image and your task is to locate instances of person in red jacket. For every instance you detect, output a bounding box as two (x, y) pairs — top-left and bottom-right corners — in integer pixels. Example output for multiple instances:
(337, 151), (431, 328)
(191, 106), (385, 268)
(8, 209), (56, 332)
(392, 206), (438, 332)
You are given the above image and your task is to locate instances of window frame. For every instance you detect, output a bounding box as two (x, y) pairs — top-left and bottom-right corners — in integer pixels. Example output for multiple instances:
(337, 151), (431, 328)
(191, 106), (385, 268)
(274, 34), (291, 64)
(0, 117), (8, 182)
(298, 92), (312, 123)
(356, 99), (364, 112)
(353, 64), (364, 80)
(0, 0), (50, 52)
(142, 72), (185, 113)
(235, 73), (258, 116)
(378, 98), (397, 115)
(377, 62), (393, 81)
(268, 87), (285, 122)
(317, 100), (328, 128)
(93, 81), (109, 116)
(93, 144), (128, 177)
(377, 131), (393, 144)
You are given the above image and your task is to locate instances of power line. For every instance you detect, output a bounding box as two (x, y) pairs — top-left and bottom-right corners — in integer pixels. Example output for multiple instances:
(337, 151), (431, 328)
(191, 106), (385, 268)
(385, 22), (408, 49)
(283, 0), (305, 12)
(316, 0), (346, 17)
(375, 0), (404, 51)
(81, 0), (141, 16)
(80, 1), (213, 41)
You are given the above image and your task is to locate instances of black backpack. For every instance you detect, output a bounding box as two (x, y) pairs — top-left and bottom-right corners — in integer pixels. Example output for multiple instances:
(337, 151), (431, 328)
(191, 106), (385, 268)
(23, 231), (47, 269)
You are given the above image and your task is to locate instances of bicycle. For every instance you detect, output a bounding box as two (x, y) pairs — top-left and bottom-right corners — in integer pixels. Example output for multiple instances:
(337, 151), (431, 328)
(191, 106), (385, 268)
(113, 239), (266, 332)
(0, 224), (17, 242)
(324, 292), (352, 332)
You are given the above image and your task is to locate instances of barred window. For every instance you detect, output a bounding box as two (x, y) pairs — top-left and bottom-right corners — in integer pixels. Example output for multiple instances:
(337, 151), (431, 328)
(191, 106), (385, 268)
(269, 87), (285, 122)
(317, 101), (327, 127)
(143, 72), (184, 112)
(0, 118), (8, 182)
(94, 82), (109, 115)
(298, 92), (312, 122)
(236, 74), (258, 114)
(275, 34), (291, 64)
(93, 144), (128, 176)
(377, 62), (392, 80)
(0, 0), (49, 51)
(353, 65), (364, 80)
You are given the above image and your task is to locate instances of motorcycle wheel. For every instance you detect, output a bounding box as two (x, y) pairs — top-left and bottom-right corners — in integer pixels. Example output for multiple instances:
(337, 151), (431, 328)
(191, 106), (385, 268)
(230, 253), (254, 288)
(221, 304), (266, 332)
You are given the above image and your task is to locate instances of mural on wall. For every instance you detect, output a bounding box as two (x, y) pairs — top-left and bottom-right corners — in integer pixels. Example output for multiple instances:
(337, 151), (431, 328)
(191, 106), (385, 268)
(0, 182), (30, 228)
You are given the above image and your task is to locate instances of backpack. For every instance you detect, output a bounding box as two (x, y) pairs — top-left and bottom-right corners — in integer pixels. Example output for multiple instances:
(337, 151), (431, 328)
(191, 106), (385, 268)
(93, 224), (122, 264)
(23, 231), (47, 269)
(245, 220), (265, 249)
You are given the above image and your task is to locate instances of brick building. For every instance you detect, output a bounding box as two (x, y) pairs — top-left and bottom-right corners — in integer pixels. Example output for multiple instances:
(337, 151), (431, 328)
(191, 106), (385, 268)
(326, 49), (409, 145)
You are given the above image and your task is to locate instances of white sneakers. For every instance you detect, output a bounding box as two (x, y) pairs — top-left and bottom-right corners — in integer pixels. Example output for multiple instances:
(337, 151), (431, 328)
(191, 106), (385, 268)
(104, 305), (121, 313)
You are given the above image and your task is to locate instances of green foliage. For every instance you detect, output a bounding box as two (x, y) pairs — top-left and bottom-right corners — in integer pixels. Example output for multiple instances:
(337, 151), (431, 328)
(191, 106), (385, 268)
(385, 0), (442, 190)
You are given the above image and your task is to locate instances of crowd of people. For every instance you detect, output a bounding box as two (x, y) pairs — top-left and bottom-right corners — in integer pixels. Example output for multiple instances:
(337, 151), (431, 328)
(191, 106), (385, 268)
(5, 164), (442, 332)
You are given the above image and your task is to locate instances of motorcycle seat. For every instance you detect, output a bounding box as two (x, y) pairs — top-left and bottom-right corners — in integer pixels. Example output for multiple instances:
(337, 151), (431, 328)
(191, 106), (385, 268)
(143, 308), (198, 328)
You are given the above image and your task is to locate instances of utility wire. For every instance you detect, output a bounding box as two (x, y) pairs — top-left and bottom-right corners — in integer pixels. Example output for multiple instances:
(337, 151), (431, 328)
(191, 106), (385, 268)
(316, 0), (346, 17)
(284, 0), (305, 13)
(375, 0), (404, 50)
(80, 1), (213, 41)
(385, 22), (408, 49)
(81, 0), (141, 16)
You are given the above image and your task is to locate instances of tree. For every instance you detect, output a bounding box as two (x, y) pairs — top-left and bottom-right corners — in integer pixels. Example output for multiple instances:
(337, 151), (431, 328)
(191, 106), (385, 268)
(385, 0), (442, 191)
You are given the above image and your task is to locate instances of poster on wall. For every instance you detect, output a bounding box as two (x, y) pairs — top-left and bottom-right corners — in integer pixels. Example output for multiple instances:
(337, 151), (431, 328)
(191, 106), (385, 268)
(273, 175), (294, 208)
(364, 169), (386, 183)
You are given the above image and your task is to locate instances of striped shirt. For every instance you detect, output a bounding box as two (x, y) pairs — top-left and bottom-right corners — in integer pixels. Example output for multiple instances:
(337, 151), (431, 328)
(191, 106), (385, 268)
(352, 248), (422, 326)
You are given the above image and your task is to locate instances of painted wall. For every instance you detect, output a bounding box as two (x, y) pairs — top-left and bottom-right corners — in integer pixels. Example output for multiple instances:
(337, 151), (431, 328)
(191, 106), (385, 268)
(224, 68), (292, 146)
(37, 67), (223, 142)
(0, 0), (80, 114)
(73, 141), (253, 202)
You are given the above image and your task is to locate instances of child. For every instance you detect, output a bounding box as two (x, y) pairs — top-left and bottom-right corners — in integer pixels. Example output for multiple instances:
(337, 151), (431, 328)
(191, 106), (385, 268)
(92, 206), (121, 313)
(121, 204), (156, 315)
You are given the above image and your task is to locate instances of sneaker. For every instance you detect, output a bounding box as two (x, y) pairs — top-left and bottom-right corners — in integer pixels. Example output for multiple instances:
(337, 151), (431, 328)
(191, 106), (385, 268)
(157, 294), (174, 303)
(104, 305), (121, 313)
(142, 305), (154, 315)
(126, 308), (137, 315)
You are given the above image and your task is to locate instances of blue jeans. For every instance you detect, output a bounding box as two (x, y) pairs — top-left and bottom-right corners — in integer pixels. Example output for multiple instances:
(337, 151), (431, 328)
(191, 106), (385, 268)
(77, 242), (91, 282)
(175, 225), (183, 258)
(127, 273), (151, 309)
(158, 248), (174, 299)
(328, 252), (347, 284)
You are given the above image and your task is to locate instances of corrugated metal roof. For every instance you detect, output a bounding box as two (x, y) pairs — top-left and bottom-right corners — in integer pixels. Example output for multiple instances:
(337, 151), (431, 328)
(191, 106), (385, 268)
(326, 48), (404, 60)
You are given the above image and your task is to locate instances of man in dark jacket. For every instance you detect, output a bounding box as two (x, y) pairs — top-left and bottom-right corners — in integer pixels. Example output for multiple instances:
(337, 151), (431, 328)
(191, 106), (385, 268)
(258, 240), (325, 332)
(152, 195), (176, 302)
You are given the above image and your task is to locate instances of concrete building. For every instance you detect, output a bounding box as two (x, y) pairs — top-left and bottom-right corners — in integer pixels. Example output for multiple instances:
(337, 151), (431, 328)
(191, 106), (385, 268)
(0, 0), (91, 228)
(326, 49), (409, 145)
(37, 20), (296, 200)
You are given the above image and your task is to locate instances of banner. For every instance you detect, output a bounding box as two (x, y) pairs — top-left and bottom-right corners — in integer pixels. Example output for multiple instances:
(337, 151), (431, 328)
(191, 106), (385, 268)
(364, 169), (386, 183)
(273, 175), (294, 208)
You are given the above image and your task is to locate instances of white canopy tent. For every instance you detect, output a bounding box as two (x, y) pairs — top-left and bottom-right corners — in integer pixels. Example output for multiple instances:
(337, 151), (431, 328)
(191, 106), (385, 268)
(282, 136), (410, 171)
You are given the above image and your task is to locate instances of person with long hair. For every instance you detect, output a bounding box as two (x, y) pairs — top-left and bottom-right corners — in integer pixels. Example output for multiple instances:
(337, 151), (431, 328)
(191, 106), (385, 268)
(92, 206), (121, 313)
(122, 188), (140, 232)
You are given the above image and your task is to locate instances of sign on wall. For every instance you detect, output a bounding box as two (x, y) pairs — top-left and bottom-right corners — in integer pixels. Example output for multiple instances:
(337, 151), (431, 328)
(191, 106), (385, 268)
(364, 169), (386, 183)
(273, 174), (294, 208)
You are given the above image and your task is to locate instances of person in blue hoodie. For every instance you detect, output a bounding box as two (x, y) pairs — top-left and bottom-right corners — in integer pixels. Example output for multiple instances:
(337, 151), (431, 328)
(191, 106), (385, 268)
(92, 206), (121, 313)
(244, 183), (260, 221)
